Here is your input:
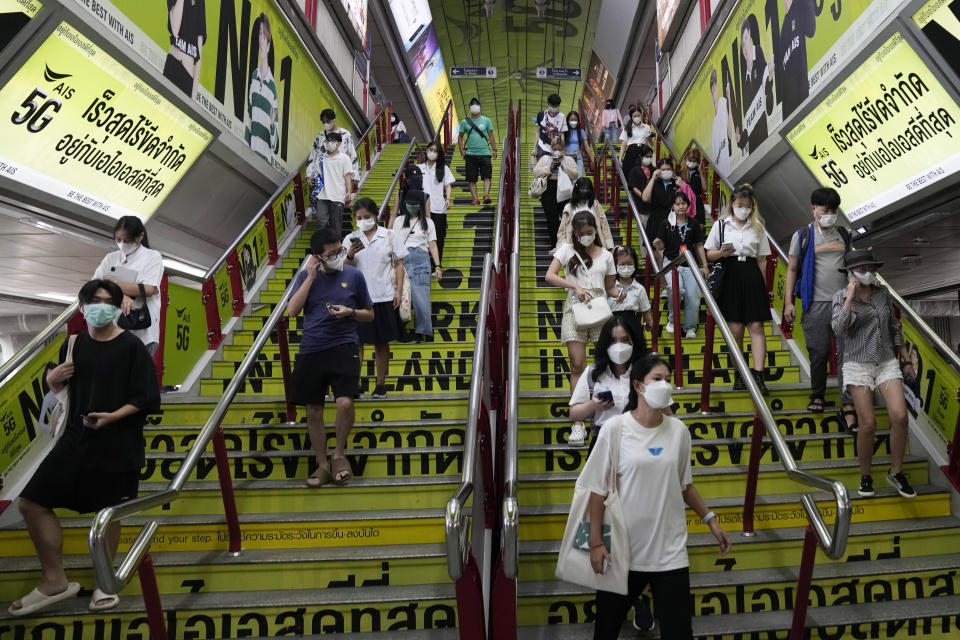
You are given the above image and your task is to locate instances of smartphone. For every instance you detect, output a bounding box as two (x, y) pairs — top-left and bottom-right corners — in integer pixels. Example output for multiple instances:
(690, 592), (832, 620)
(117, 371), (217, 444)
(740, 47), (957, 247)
(350, 236), (363, 250)
(597, 390), (614, 404)
(601, 558), (611, 574)
(721, 243), (734, 252)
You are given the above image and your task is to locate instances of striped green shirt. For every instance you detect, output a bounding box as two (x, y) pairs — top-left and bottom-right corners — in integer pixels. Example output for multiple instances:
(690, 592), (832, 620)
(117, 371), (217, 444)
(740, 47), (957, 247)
(246, 66), (278, 162)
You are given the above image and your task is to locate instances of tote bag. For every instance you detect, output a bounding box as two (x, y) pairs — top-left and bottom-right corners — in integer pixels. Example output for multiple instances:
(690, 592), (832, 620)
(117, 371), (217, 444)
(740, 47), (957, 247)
(556, 167), (574, 202)
(37, 334), (78, 440)
(570, 252), (613, 329)
(555, 417), (630, 594)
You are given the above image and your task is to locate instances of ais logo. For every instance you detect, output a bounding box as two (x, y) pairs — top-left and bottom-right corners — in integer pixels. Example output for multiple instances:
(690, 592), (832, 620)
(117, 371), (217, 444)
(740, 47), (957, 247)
(10, 64), (73, 134)
(44, 64), (74, 99)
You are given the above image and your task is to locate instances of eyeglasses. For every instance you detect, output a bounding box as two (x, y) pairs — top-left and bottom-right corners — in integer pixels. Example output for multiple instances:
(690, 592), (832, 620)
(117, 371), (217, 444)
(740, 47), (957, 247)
(318, 247), (347, 261)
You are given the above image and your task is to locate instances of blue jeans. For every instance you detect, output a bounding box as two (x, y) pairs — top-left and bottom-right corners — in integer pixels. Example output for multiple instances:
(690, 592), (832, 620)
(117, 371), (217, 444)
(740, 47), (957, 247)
(665, 265), (701, 332)
(604, 123), (620, 145)
(566, 148), (583, 177)
(402, 248), (432, 336)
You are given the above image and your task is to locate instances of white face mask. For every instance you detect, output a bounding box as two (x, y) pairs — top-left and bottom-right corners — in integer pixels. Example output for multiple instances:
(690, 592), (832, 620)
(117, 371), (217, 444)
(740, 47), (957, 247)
(117, 240), (139, 255)
(552, 150), (562, 158)
(660, 170), (673, 180)
(686, 161), (697, 169)
(579, 234), (596, 246)
(357, 218), (376, 232)
(640, 379), (673, 409)
(324, 121), (335, 132)
(569, 119), (578, 128)
(470, 104), (481, 115)
(642, 157), (653, 167)
(326, 141), (339, 153)
(853, 270), (876, 285)
(733, 206), (752, 220)
(426, 150), (438, 161)
(607, 343), (634, 365)
(548, 107), (559, 115)
(617, 265), (635, 277)
(323, 253), (345, 271)
(819, 214), (837, 228)
(632, 116), (643, 124)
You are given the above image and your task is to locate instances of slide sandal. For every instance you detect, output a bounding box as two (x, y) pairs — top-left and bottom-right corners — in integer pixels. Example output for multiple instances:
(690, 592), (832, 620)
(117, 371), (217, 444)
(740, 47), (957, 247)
(8, 582), (81, 616)
(306, 466), (333, 488)
(331, 456), (353, 485)
(89, 588), (120, 611)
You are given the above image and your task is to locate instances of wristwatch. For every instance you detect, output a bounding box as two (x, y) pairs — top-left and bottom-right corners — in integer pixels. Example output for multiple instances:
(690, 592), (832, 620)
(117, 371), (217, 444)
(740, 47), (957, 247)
(350, 308), (356, 318)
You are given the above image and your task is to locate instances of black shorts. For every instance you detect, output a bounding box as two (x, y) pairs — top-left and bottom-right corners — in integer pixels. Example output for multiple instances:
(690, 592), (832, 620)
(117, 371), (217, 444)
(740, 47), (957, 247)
(162, 53), (194, 96)
(464, 155), (492, 182)
(290, 343), (361, 405)
(20, 441), (139, 514)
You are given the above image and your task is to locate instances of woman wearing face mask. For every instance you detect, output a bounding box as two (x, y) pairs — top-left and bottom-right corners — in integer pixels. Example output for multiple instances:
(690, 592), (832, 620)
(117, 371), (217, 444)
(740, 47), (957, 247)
(390, 112), (411, 144)
(640, 158), (684, 245)
(345, 198), (404, 397)
(564, 110), (585, 177)
(389, 164), (429, 228)
(627, 144), (655, 219)
(704, 184), (771, 393)
(568, 317), (642, 454)
(418, 140), (454, 262)
(580, 354), (731, 640)
(600, 99), (623, 145)
(555, 177), (614, 251)
(534, 135), (580, 249)
(392, 189), (442, 341)
(92, 216), (163, 355)
(545, 211), (621, 446)
(653, 193), (709, 338)
(608, 246), (653, 357)
(618, 109), (653, 180)
(831, 251), (915, 500)
(679, 148), (707, 228)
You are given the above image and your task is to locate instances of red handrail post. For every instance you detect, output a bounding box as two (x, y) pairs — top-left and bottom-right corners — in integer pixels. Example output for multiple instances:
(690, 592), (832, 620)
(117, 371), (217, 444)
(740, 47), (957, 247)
(741, 411), (765, 534)
(788, 525), (818, 640)
(593, 149), (601, 200)
(943, 389), (960, 492)
(137, 554), (167, 640)
(626, 211), (633, 247)
(364, 136), (372, 172)
(454, 552), (487, 640)
(201, 277), (223, 349)
(276, 315), (297, 423)
(212, 426), (242, 554)
(293, 173), (306, 226)
(225, 251), (246, 317)
(600, 151), (608, 204)
(386, 104), (393, 143)
(700, 313), (716, 413)
(264, 210), (279, 266)
(611, 167), (621, 227)
(651, 277), (661, 353)
(670, 267), (683, 388)
(828, 333), (838, 377)
(765, 254), (778, 307)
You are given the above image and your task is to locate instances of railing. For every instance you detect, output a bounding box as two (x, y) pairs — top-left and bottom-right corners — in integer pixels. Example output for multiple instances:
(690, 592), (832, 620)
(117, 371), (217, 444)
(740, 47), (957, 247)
(437, 99), (455, 150)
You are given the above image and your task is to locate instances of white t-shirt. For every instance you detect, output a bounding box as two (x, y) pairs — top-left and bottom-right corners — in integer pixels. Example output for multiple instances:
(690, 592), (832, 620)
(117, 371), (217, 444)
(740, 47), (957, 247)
(553, 243), (615, 291)
(620, 122), (652, 147)
(704, 218), (771, 258)
(93, 247), (164, 346)
(317, 153), (354, 203)
(608, 280), (651, 313)
(344, 225), (396, 303)
(578, 412), (692, 572)
(392, 216), (437, 252)
(537, 110), (568, 153)
(418, 162), (455, 213)
(711, 97), (731, 178)
(569, 364), (631, 427)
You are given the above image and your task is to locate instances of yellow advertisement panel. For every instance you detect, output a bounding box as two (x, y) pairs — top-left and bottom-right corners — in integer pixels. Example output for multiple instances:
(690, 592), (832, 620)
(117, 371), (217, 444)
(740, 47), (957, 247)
(0, 0), (42, 53)
(0, 22), (212, 219)
(668, 0), (900, 180)
(901, 316), (960, 444)
(237, 217), (270, 293)
(415, 48), (458, 138)
(67, 0), (353, 173)
(786, 33), (960, 221)
(163, 283), (209, 386)
(914, 0), (960, 81)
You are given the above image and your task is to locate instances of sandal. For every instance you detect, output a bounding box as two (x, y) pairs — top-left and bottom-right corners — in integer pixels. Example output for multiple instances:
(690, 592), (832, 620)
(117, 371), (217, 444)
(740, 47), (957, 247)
(807, 397), (825, 413)
(839, 406), (859, 434)
(331, 456), (353, 485)
(8, 582), (80, 616)
(88, 588), (120, 611)
(306, 465), (333, 488)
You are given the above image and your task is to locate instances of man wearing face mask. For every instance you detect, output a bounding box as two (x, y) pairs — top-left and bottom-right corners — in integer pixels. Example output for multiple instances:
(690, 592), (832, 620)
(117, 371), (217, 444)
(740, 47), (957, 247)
(458, 97), (497, 205)
(308, 108), (359, 181)
(535, 93), (568, 160)
(288, 228), (374, 488)
(310, 131), (355, 238)
(784, 188), (854, 419)
(12, 280), (159, 616)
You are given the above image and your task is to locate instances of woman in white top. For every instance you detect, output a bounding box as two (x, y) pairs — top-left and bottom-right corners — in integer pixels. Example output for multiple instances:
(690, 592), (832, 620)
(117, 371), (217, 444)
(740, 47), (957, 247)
(704, 184), (772, 393)
(545, 211), (620, 396)
(93, 216), (163, 355)
(392, 189), (442, 340)
(618, 109), (653, 181)
(582, 354), (731, 639)
(418, 139), (455, 262)
(555, 177), (614, 251)
(345, 198), (404, 397)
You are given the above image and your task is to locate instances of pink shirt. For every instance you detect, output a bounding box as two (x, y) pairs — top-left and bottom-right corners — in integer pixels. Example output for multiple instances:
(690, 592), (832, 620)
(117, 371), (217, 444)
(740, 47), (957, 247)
(601, 108), (622, 128)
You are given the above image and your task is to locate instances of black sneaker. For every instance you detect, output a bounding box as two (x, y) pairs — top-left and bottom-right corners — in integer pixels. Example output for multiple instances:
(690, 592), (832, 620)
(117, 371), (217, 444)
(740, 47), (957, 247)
(887, 471), (917, 498)
(857, 475), (875, 497)
(732, 371), (746, 391)
(371, 385), (387, 398)
(752, 369), (769, 395)
(483, 196), (491, 204)
(631, 593), (655, 631)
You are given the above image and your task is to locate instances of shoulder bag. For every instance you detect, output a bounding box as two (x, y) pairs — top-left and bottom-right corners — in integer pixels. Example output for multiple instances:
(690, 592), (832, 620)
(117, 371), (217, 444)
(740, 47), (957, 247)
(570, 252), (613, 330)
(38, 334), (78, 440)
(555, 417), (630, 594)
(117, 283), (152, 330)
(706, 220), (727, 299)
(529, 175), (548, 197)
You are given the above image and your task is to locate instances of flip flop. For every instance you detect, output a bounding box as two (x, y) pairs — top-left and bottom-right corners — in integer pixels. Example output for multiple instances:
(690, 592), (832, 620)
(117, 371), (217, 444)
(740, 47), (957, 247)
(306, 466), (333, 488)
(8, 582), (81, 616)
(88, 588), (120, 611)
(331, 456), (353, 485)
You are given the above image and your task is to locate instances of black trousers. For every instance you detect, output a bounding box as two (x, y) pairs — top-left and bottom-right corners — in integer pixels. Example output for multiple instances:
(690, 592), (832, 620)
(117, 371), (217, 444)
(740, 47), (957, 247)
(593, 567), (693, 640)
(539, 179), (568, 247)
(432, 211), (447, 263)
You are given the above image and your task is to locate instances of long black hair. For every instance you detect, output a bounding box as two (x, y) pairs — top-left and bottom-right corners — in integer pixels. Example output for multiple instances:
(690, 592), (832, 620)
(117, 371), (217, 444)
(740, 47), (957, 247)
(425, 139), (446, 185)
(592, 316), (640, 383)
(624, 106), (640, 138)
(624, 354), (671, 411)
(563, 110), (580, 145)
(114, 216), (149, 248)
(612, 245), (640, 281)
(568, 210), (601, 277)
(569, 177), (595, 210)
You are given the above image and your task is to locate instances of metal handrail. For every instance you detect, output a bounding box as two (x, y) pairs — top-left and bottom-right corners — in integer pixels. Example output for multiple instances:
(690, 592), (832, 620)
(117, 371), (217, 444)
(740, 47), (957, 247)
(0, 301), (77, 384)
(445, 253), (494, 580)
(376, 139), (417, 221)
(89, 261), (308, 593)
(609, 149), (660, 269)
(433, 99), (454, 143)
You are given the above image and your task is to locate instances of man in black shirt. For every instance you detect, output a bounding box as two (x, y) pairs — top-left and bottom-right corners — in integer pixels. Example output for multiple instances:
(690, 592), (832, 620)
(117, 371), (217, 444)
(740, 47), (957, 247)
(12, 280), (159, 616)
(777, 0), (816, 118)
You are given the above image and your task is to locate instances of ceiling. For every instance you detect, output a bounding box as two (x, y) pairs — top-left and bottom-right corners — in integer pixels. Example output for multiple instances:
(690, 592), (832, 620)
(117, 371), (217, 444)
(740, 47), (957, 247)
(429, 0), (603, 136)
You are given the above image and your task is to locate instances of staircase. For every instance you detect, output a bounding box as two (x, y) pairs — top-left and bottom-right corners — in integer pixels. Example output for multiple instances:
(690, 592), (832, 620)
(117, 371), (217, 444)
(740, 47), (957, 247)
(511, 137), (960, 638)
(0, 142), (498, 638)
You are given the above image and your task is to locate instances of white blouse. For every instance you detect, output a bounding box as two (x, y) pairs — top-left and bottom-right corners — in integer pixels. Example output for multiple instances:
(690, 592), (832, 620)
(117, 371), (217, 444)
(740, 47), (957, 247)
(704, 218), (771, 258)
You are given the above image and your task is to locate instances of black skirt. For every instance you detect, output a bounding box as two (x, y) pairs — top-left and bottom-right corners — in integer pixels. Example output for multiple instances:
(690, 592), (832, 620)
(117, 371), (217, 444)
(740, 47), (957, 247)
(358, 300), (404, 345)
(716, 257), (771, 324)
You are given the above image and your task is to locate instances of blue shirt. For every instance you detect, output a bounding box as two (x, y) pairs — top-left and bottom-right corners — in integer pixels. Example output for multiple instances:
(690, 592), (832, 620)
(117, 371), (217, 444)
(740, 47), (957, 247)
(294, 265), (373, 354)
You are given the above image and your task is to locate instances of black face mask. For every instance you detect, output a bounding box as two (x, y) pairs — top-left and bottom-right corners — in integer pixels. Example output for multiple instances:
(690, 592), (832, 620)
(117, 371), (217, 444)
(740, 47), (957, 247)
(407, 177), (423, 190)
(573, 189), (593, 203)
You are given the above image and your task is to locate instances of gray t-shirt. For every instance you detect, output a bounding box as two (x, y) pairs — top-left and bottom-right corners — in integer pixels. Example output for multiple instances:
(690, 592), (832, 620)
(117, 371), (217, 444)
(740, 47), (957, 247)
(788, 225), (848, 302)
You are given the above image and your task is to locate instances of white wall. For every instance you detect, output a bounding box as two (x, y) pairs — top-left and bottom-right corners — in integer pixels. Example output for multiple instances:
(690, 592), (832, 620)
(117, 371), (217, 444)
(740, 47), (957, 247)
(593, 0), (642, 80)
(663, 0), (705, 109)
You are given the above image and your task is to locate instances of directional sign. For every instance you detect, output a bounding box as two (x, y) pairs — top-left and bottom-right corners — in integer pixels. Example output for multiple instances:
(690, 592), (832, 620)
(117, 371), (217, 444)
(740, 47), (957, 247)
(535, 67), (582, 80)
(450, 66), (498, 79)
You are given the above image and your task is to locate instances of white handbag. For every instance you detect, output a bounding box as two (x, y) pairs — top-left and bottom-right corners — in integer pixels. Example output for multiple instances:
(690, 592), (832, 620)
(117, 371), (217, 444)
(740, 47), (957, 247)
(570, 252), (613, 330)
(556, 167), (574, 201)
(555, 417), (630, 594)
(529, 176), (548, 197)
(37, 334), (78, 440)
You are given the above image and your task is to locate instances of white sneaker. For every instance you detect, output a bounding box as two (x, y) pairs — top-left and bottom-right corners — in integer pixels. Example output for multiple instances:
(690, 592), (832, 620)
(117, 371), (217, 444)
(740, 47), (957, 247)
(665, 322), (674, 334)
(568, 422), (587, 447)
(685, 329), (697, 338)
(660, 288), (668, 299)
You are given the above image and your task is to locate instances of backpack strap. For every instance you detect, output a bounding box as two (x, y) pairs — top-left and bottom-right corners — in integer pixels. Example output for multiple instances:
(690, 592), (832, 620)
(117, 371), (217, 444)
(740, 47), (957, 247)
(838, 226), (852, 249)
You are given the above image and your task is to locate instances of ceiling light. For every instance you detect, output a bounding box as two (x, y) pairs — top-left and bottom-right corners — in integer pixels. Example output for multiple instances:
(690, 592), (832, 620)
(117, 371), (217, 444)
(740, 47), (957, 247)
(162, 257), (207, 279)
(17, 216), (113, 247)
(912, 236), (931, 247)
(37, 291), (76, 304)
(856, 226), (867, 234)
(900, 254), (922, 266)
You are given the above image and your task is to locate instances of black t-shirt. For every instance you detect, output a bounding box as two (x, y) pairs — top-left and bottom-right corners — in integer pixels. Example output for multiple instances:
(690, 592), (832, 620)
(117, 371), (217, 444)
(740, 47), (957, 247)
(739, 50), (773, 154)
(167, 0), (207, 60)
(54, 331), (160, 471)
(628, 165), (652, 214)
(656, 217), (706, 261)
(649, 179), (680, 218)
(778, 0), (816, 117)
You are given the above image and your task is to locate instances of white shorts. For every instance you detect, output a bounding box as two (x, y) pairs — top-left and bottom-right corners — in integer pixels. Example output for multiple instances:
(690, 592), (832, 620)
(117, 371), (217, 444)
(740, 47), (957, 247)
(842, 358), (902, 391)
